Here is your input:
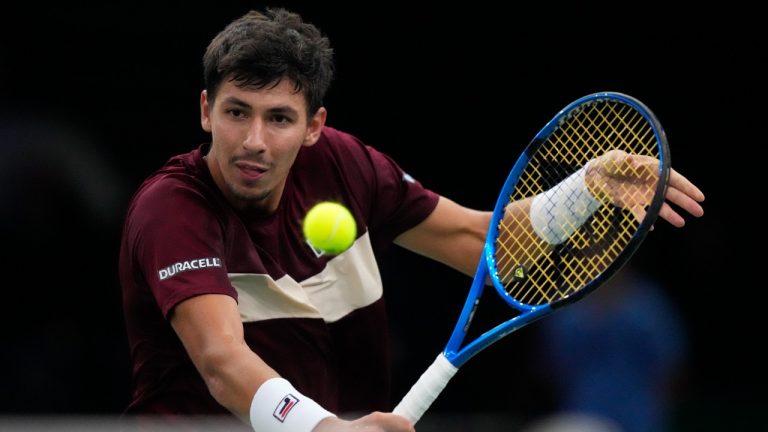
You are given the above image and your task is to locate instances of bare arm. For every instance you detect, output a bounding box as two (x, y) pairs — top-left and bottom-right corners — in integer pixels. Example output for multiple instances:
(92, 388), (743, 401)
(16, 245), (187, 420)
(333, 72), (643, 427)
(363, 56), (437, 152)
(394, 196), (491, 277)
(171, 294), (414, 431)
(170, 294), (278, 421)
(395, 152), (705, 278)
(585, 150), (705, 226)
(394, 195), (549, 277)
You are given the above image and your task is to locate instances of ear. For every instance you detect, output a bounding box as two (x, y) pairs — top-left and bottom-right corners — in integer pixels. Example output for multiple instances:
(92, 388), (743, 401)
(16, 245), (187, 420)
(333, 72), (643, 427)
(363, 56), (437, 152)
(303, 107), (327, 147)
(200, 90), (212, 132)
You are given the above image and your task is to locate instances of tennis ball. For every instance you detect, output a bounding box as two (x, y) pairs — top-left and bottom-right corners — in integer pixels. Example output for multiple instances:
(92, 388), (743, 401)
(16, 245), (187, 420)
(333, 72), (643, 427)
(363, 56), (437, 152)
(302, 201), (357, 255)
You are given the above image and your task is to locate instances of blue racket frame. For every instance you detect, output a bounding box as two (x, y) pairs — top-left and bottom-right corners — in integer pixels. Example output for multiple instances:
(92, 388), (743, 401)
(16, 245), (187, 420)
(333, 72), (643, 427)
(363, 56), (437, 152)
(443, 92), (670, 368)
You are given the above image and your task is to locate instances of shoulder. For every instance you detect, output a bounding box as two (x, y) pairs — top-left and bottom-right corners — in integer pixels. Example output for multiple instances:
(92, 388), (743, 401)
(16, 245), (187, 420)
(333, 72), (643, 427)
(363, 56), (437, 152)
(125, 150), (221, 228)
(121, 167), (232, 262)
(319, 125), (365, 146)
(294, 126), (381, 178)
(313, 126), (373, 159)
(307, 126), (406, 170)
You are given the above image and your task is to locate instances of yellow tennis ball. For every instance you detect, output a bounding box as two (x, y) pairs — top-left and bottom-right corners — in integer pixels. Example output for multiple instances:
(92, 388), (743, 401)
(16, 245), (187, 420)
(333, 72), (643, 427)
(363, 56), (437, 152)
(303, 201), (357, 254)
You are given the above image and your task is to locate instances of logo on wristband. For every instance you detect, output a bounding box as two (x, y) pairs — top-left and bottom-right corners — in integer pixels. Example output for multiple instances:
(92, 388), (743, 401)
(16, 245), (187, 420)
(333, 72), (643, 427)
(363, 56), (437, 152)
(273, 393), (299, 422)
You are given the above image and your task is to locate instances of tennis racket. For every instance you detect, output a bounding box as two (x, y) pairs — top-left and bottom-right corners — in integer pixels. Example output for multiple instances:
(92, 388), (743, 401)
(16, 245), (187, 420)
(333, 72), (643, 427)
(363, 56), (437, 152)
(393, 91), (670, 423)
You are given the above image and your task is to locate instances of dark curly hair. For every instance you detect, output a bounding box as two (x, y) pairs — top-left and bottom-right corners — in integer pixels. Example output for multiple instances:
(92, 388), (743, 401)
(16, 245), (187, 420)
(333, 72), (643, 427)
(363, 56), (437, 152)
(203, 8), (334, 116)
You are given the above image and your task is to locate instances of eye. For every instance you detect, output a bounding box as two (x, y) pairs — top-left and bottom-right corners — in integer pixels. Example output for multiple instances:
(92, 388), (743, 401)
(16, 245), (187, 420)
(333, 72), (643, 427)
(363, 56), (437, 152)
(226, 108), (247, 119)
(271, 114), (293, 124)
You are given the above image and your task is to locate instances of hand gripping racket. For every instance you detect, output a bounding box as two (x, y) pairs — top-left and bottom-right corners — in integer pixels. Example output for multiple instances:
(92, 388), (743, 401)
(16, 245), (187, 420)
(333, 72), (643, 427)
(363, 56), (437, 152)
(393, 92), (670, 423)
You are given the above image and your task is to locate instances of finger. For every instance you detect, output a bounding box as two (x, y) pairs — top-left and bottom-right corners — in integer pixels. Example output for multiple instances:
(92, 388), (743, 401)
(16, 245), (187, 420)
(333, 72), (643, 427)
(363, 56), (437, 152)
(630, 204), (647, 224)
(602, 152), (623, 176)
(665, 185), (705, 217)
(658, 202), (686, 228)
(669, 168), (705, 202)
(618, 154), (657, 183)
(630, 153), (660, 167)
(632, 160), (658, 183)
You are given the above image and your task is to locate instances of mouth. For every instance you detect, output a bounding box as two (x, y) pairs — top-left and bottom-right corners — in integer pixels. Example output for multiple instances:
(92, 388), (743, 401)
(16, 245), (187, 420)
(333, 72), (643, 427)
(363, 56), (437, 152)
(234, 160), (268, 183)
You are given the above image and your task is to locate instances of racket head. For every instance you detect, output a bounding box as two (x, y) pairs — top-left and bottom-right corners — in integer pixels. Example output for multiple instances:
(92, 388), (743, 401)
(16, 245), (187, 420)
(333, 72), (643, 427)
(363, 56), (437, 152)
(486, 92), (670, 311)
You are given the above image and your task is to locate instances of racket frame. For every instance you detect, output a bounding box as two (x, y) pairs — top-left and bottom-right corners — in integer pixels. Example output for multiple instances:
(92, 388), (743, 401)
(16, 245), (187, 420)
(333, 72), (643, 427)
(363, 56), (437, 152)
(443, 91), (670, 368)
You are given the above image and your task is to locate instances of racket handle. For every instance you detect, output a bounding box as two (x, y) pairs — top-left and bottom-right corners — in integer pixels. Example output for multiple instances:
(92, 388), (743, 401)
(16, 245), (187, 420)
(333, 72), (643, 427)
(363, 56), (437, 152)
(392, 353), (458, 423)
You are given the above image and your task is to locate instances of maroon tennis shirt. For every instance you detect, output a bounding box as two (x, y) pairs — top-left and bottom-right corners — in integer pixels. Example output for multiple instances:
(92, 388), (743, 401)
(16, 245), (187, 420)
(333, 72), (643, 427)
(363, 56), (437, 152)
(119, 126), (438, 420)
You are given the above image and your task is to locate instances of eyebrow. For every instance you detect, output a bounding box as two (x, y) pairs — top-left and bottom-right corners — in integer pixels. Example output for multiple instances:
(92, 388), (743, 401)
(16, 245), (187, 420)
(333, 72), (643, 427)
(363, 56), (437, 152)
(220, 97), (300, 117)
(269, 106), (300, 117)
(221, 96), (252, 109)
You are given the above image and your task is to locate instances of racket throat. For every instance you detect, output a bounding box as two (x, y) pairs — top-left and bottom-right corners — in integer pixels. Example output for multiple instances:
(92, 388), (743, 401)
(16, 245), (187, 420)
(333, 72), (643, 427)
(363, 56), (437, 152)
(445, 270), (488, 359)
(462, 299), (480, 334)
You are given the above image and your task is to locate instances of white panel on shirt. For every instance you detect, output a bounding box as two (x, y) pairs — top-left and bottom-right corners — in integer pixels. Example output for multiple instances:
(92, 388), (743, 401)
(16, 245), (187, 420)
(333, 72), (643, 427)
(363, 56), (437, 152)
(231, 232), (383, 324)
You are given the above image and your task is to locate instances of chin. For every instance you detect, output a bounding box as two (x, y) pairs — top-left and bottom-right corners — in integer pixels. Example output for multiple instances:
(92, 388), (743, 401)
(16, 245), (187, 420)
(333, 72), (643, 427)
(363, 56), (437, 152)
(233, 186), (270, 204)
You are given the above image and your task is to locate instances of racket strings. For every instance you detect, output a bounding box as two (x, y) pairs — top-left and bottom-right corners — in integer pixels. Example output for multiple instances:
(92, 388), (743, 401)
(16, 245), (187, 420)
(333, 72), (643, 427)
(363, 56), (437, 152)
(495, 100), (660, 306)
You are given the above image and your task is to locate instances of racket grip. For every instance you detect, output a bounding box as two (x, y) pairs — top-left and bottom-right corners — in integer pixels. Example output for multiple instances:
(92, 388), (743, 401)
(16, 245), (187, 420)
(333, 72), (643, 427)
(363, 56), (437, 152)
(392, 353), (458, 423)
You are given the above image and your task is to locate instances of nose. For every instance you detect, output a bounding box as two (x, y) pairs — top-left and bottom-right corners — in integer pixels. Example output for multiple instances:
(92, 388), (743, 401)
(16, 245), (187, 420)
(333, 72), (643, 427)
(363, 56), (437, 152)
(243, 118), (267, 152)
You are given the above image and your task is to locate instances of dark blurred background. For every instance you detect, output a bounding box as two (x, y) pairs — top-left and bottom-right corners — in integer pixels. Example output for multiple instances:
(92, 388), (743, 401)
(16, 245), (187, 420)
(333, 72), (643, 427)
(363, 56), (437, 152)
(1, 1), (765, 430)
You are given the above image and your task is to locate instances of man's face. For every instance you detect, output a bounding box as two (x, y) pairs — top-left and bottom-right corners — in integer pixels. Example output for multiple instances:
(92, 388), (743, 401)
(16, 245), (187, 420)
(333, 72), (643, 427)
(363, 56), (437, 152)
(200, 79), (325, 212)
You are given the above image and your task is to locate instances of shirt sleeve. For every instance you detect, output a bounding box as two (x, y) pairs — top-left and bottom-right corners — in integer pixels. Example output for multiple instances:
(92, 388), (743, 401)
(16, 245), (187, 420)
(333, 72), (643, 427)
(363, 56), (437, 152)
(364, 144), (439, 246)
(126, 175), (237, 317)
(320, 127), (439, 249)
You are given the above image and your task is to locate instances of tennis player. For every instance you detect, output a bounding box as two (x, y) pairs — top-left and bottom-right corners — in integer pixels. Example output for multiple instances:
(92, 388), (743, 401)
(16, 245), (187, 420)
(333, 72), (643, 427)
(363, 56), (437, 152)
(118, 7), (705, 431)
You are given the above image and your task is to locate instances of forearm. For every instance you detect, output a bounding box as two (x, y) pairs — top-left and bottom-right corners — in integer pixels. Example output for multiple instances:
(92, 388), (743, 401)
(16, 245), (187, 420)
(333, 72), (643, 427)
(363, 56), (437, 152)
(195, 340), (278, 420)
(499, 196), (553, 269)
(429, 208), (490, 277)
(171, 294), (334, 429)
(501, 164), (602, 268)
(395, 197), (491, 278)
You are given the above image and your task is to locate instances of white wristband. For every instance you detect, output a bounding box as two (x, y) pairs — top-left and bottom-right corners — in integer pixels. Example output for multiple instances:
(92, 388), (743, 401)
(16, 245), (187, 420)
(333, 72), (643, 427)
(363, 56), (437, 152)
(249, 377), (336, 432)
(529, 163), (602, 245)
